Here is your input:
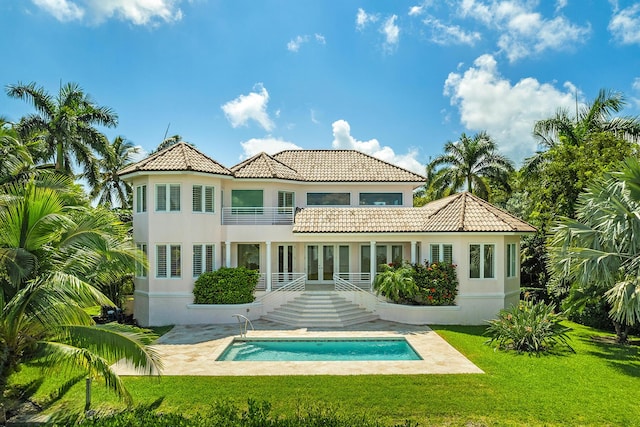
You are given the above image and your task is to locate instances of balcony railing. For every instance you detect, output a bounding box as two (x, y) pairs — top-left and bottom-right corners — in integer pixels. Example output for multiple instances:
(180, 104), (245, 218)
(221, 207), (294, 225)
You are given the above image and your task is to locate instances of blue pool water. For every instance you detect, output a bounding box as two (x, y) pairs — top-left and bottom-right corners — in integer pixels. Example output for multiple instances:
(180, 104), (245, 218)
(216, 338), (422, 361)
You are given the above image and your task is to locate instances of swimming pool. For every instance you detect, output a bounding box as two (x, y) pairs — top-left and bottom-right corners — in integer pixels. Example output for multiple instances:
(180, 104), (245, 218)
(216, 338), (422, 361)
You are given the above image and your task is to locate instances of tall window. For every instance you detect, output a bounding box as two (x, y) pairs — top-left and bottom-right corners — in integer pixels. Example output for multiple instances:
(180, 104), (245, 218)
(339, 245), (350, 274)
(135, 243), (147, 277)
(430, 244), (453, 263)
(238, 244), (260, 270)
(136, 185), (147, 213)
(361, 245), (371, 273)
(306, 193), (350, 206)
(507, 243), (517, 278)
(156, 244), (181, 278)
(359, 193), (402, 206)
(156, 184), (181, 212)
(193, 244), (215, 277)
(193, 185), (214, 213)
(470, 244), (495, 279)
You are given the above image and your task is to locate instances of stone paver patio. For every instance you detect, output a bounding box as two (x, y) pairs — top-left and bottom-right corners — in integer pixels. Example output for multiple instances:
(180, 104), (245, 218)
(114, 319), (483, 376)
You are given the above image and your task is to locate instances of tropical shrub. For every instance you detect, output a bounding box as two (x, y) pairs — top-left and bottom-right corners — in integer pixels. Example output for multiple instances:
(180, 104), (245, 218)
(373, 263), (417, 303)
(412, 261), (458, 306)
(485, 297), (573, 354)
(193, 267), (258, 304)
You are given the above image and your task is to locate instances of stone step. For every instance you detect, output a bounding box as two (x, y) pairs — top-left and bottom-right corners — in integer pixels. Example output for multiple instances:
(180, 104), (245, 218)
(262, 291), (378, 327)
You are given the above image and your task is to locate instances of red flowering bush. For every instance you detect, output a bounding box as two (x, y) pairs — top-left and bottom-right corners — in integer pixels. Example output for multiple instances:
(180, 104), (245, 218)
(411, 261), (458, 306)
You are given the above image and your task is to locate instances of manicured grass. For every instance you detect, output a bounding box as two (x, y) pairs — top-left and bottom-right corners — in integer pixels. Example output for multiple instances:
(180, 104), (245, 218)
(9, 322), (640, 426)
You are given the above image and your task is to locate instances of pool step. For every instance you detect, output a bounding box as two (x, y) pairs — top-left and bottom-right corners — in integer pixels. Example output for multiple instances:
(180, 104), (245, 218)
(262, 291), (378, 328)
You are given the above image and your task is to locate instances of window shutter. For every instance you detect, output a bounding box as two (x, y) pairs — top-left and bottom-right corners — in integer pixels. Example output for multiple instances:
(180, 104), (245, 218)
(192, 186), (202, 212)
(170, 245), (181, 277)
(205, 244), (214, 272)
(193, 245), (203, 276)
(443, 244), (453, 263)
(170, 185), (181, 211)
(205, 187), (214, 213)
(157, 245), (167, 277)
(156, 185), (167, 211)
(430, 245), (440, 263)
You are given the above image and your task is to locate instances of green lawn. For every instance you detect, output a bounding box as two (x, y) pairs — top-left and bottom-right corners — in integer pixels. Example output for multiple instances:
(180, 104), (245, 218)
(9, 322), (640, 426)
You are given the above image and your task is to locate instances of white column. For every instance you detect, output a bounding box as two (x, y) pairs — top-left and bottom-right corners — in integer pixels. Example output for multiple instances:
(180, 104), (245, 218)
(266, 241), (272, 292)
(411, 241), (417, 264)
(370, 241), (376, 288)
(225, 241), (231, 268)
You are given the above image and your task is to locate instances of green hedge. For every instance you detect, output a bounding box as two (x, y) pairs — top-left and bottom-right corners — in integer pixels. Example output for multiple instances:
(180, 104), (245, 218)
(193, 267), (259, 304)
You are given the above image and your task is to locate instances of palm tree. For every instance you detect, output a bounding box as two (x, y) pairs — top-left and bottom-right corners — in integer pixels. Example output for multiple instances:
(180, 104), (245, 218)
(0, 118), (33, 184)
(92, 136), (140, 208)
(0, 177), (159, 402)
(5, 81), (117, 189)
(548, 157), (640, 343)
(525, 89), (640, 176)
(427, 132), (514, 201)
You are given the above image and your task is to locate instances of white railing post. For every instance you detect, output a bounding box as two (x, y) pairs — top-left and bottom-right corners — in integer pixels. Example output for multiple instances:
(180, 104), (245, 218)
(266, 242), (272, 292)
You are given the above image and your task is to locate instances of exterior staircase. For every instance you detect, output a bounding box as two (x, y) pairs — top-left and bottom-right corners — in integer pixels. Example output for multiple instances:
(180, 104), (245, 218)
(262, 291), (378, 327)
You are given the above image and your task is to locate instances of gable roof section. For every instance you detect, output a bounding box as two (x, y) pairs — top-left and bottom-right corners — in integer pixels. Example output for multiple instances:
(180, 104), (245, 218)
(292, 192), (536, 233)
(230, 152), (304, 180)
(118, 142), (233, 177)
(272, 150), (426, 182)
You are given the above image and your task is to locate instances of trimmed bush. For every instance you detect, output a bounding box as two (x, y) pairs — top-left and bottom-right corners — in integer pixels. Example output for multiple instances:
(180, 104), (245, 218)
(193, 267), (258, 304)
(485, 296), (574, 354)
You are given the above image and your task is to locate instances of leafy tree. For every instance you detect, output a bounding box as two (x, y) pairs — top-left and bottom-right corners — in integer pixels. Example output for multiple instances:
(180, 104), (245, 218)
(548, 157), (640, 343)
(524, 89), (640, 222)
(92, 135), (139, 208)
(0, 119), (33, 184)
(5, 81), (117, 188)
(0, 176), (158, 402)
(426, 131), (514, 201)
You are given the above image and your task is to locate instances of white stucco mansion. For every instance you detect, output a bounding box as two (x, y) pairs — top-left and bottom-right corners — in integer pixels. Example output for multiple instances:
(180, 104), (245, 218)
(119, 142), (536, 327)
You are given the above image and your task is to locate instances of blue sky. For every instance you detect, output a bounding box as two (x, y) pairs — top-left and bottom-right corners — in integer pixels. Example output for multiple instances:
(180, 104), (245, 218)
(2, 0), (640, 174)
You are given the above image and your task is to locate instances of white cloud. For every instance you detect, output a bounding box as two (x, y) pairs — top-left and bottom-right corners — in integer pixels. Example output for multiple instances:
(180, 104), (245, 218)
(408, 0), (433, 16)
(310, 109), (320, 124)
(32, 0), (183, 25)
(287, 33), (326, 52)
(633, 77), (640, 92)
(459, 0), (590, 62)
(331, 120), (424, 175)
(423, 17), (481, 45)
(287, 35), (308, 52)
(221, 83), (275, 132)
(609, 4), (640, 44)
(381, 15), (400, 52)
(555, 0), (568, 13)
(443, 54), (577, 164)
(356, 8), (378, 31)
(240, 137), (301, 158)
(33, 0), (83, 21)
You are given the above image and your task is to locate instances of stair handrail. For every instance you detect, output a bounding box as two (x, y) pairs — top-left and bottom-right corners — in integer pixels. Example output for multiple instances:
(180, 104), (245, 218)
(257, 274), (307, 311)
(334, 274), (381, 311)
(232, 314), (254, 338)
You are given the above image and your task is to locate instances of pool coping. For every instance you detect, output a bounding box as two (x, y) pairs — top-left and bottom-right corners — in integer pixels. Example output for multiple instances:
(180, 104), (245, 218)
(113, 320), (484, 376)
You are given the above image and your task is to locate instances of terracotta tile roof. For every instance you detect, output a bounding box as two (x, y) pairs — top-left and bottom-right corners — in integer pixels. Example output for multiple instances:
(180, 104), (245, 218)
(293, 192), (536, 233)
(118, 142), (233, 176)
(230, 152), (305, 180)
(271, 150), (426, 182)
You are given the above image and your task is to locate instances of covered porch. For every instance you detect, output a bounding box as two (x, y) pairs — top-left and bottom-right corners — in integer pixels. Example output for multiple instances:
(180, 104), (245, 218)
(220, 240), (423, 293)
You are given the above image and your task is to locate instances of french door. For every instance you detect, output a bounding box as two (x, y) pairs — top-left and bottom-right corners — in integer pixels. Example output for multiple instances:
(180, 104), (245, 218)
(306, 245), (349, 283)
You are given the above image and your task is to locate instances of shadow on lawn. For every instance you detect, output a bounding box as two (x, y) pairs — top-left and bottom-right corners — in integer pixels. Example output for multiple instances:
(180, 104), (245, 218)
(582, 336), (640, 377)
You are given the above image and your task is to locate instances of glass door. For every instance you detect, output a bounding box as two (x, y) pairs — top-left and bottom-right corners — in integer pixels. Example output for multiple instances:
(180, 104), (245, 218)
(306, 244), (335, 283)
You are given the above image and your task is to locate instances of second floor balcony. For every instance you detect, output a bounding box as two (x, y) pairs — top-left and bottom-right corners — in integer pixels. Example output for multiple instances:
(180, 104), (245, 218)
(222, 207), (294, 225)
